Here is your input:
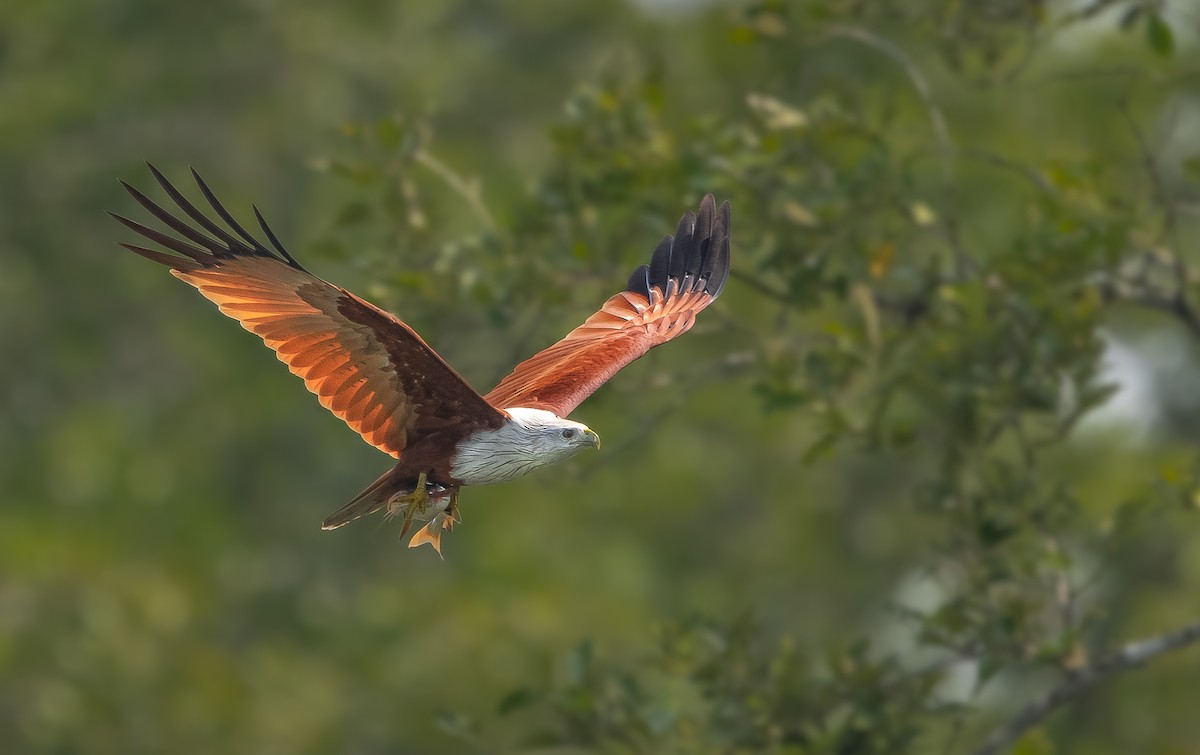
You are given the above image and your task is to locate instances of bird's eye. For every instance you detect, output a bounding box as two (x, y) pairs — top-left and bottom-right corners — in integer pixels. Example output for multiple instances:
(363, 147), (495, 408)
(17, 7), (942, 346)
(562, 428), (575, 439)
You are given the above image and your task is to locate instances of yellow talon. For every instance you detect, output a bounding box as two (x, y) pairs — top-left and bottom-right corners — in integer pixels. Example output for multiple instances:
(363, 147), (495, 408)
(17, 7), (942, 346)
(387, 471), (431, 541)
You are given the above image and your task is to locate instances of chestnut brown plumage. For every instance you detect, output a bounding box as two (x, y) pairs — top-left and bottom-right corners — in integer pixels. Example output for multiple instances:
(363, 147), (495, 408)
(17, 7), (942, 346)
(113, 165), (730, 552)
(485, 194), (729, 416)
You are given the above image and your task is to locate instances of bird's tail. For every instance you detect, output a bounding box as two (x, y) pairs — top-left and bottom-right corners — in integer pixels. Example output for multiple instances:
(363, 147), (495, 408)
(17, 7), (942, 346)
(321, 468), (396, 530)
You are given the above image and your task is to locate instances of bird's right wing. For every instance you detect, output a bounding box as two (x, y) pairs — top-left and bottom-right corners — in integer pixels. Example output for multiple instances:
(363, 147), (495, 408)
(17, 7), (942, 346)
(112, 166), (507, 458)
(484, 194), (730, 418)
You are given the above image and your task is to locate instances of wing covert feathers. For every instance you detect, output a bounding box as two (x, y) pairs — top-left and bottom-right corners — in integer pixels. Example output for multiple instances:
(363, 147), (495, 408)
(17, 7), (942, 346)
(484, 194), (730, 417)
(113, 165), (506, 458)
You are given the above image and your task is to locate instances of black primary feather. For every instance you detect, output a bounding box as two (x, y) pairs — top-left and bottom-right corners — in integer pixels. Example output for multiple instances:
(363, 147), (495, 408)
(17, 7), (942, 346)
(626, 263), (652, 299)
(626, 194), (731, 301)
(112, 165), (308, 273)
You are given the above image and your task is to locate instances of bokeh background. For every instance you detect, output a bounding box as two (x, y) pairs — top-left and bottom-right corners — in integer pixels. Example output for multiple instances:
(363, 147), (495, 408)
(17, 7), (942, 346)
(4, 1), (1200, 753)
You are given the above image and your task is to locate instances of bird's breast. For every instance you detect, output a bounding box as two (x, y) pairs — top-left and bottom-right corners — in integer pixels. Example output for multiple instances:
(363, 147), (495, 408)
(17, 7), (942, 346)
(449, 423), (557, 486)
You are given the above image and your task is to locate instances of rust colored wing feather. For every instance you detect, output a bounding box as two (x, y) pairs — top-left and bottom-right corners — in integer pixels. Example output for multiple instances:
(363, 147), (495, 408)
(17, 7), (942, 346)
(484, 194), (730, 418)
(112, 165), (506, 458)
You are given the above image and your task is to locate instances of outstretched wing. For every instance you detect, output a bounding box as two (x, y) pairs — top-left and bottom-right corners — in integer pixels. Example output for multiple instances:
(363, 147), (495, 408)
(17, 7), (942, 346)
(112, 165), (507, 458)
(484, 194), (730, 418)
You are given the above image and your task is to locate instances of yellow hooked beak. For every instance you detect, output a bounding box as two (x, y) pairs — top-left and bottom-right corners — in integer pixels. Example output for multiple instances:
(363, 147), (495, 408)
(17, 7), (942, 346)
(583, 428), (601, 450)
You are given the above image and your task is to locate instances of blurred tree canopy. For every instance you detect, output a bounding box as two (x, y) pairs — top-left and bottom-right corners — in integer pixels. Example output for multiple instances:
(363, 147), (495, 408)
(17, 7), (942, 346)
(3, 0), (1200, 753)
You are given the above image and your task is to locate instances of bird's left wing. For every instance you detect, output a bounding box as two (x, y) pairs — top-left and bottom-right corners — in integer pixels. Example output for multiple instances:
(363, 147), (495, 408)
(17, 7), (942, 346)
(484, 194), (730, 418)
(111, 166), (507, 458)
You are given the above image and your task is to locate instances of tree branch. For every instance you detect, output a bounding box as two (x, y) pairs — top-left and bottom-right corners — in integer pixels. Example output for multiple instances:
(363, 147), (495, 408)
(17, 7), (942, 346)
(413, 149), (496, 232)
(960, 149), (1057, 197)
(971, 619), (1200, 755)
(1097, 279), (1200, 341)
(816, 25), (978, 279)
(818, 26), (953, 169)
(1116, 100), (1194, 337)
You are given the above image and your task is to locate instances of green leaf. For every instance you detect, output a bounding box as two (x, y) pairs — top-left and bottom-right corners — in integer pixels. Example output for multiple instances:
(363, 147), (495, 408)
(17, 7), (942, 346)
(375, 116), (406, 148)
(1012, 727), (1055, 755)
(334, 201), (372, 227)
(496, 687), (538, 716)
(801, 431), (839, 465)
(1182, 154), (1200, 181)
(1146, 14), (1174, 57)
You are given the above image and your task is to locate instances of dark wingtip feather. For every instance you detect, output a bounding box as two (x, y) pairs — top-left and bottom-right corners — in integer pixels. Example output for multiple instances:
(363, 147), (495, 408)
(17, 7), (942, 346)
(146, 162), (169, 186)
(695, 194), (717, 239)
(628, 194), (731, 301)
(113, 165), (308, 273)
(120, 177), (228, 255)
(253, 204), (303, 269)
(189, 167), (267, 252)
(705, 235), (731, 299)
(647, 235), (672, 291)
(108, 211), (212, 263)
(119, 242), (202, 272)
(627, 264), (652, 299)
(670, 210), (696, 280)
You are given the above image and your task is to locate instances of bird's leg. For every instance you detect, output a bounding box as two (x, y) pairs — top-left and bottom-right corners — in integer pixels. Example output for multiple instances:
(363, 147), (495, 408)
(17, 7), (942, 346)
(388, 471), (431, 542)
(444, 490), (461, 532)
(408, 488), (461, 557)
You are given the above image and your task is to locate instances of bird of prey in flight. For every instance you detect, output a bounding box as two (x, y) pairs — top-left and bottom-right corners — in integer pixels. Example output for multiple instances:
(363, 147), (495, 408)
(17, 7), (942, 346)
(112, 166), (731, 554)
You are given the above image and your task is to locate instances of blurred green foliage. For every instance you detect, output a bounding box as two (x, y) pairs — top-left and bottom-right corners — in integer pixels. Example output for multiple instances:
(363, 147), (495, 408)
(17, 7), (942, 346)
(3, 0), (1200, 753)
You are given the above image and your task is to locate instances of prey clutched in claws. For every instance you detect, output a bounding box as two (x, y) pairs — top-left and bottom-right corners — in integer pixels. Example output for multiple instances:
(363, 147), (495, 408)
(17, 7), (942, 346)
(385, 473), (459, 557)
(112, 165), (730, 555)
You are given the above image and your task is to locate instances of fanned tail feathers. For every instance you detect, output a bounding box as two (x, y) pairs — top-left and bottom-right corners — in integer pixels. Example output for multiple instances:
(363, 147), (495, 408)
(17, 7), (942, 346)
(321, 468), (395, 530)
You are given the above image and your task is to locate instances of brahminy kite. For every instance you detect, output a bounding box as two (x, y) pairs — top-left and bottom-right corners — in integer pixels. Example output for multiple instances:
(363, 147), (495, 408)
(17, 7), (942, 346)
(112, 166), (730, 554)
